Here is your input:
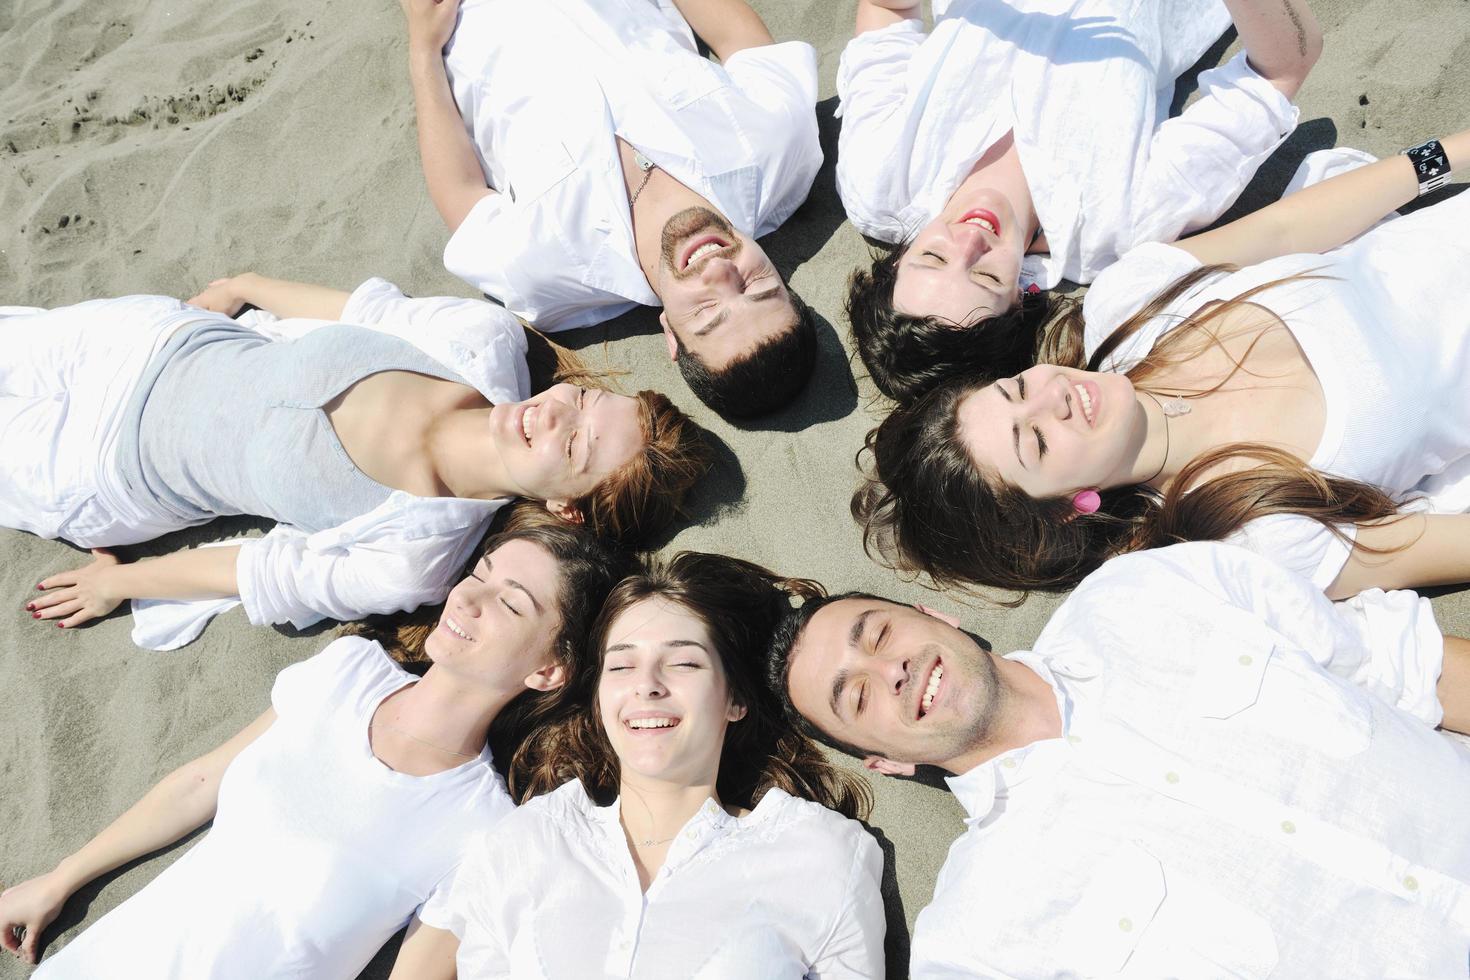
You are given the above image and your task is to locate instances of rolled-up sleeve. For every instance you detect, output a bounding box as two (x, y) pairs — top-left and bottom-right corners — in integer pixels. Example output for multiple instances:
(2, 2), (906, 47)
(1128, 52), (1299, 249)
(835, 21), (927, 241)
(236, 496), (500, 630)
(1229, 513), (1356, 592)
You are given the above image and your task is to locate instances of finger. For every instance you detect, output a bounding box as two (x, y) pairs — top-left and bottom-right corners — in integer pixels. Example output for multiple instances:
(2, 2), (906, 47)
(29, 587), (79, 611)
(36, 572), (78, 591)
(59, 608), (98, 629)
(35, 599), (84, 621)
(20, 927), (36, 964)
(0, 923), (18, 955)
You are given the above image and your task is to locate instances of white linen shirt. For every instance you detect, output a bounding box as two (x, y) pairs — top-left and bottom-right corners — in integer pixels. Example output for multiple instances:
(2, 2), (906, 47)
(130, 279), (528, 650)
(910, 542), (1467, 979)
(835, 0), (1298, 288)
(441, 0), (821, 331)
(420, 780), (886, 978)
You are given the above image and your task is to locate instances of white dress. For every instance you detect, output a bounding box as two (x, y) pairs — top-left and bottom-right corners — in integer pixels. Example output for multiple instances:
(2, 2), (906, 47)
(835, 0), (1298, 289)
(1082, 185), (1470, 587)
(442, 0), (821, 331)
(0, 279), (526, 650)
(35, 637), (515, 980)
(420, 779), (885, 978)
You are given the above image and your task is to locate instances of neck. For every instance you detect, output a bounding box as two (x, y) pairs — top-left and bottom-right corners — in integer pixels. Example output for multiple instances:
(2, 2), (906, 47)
(380, 665), (520, 760)
(945, 656), (1062, 775)
(427, 407), (515, 501)
(616, 770), (722, 844)
(946, 133), (1044, 254)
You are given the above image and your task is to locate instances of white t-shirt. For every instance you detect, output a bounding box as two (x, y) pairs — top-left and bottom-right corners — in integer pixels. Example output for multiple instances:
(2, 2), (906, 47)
(36, 637), (514, 980)
(421, 779), (885, 978)
(1082, 182), (1470, 587)
(441, 0), (821, 331)
(835, 0), (1297, 288)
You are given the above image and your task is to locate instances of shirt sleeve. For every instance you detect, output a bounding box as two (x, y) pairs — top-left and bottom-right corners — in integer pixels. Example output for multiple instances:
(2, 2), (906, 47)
(833, 20), (927, 241)
(438, 834), (515, 977)
(235, 498), (498, 630)
(1125, 52), (1299, 249)
(269, 637), (365, 718)
(1227, 513), (1356, 591)
(1079, 242), (1204, 367)
(810, 828), (886, 978)
(724, 41), (818, 123)
(340, 278), (530, 403)
(416, 863), (466, 935)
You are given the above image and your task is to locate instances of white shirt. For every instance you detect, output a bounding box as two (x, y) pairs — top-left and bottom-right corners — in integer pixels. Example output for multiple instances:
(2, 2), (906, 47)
(835, 0), (1298, 288)
(421, 780), (885, 978)
(1082, 174), (1470, 588)
(441, 0), (821, 331)
(910, 542), (1466, 979)
(37, 637), (514, 980)
(131, 278), (528, 650)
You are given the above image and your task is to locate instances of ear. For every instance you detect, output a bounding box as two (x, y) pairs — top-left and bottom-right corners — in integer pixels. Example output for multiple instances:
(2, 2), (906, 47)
(659, 312), (679, 361)
(524, 661), (567, 693)
(863, 756), (916, 778)
(543, 499), (585, 524)
(726, 699), (748, 723)
(913, 603), (961, 629)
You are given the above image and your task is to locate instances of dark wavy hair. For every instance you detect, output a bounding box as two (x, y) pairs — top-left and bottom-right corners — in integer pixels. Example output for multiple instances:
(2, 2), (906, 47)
(846, 244), (1076, 404)
(853, 265), (1408, 598)
(676, 289), (818, 420)
(516, 552), (873, 819)
(344, 503), (636, 785)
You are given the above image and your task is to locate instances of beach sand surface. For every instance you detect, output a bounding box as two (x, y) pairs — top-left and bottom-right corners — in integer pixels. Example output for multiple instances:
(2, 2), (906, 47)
(2, 0), (1469, 976)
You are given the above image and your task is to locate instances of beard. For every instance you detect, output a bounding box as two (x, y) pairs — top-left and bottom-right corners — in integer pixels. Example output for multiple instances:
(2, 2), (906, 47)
(659, 206), (742, 280)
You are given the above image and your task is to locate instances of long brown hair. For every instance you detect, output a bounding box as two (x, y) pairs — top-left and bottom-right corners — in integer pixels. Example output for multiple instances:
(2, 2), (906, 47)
(343, 503), (635, 780)
(855, 266), (1407, 598)
(513, 552), (874, 819)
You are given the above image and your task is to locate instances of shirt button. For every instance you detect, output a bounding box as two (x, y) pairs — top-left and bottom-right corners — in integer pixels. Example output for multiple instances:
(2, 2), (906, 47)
(1164, 771), (1180, 784)
(1118, 917), (1134, 932)
(1404, 876), (1420, 892)
(1280, 820), (1296, 834)
(1238, 654), (1254, 666)
(1001, 758), (1017, 769)
(1066, 734), (1082, 745)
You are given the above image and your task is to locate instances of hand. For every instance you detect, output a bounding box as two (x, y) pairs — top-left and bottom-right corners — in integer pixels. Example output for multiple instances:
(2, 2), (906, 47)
(186, 275), (252, 317)
(29, 549), (126, 629)
(0, 871), (70, 964)
(400, 0), (462, 55)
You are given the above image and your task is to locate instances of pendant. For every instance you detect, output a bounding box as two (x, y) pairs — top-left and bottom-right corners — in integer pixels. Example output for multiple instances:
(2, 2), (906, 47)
(1160, 396), (1191, 418)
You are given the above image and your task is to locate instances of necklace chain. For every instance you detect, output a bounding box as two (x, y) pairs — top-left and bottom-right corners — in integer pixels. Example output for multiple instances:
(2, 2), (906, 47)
(371, 717), (478, 758)
(1138, 389), (1189, 486)
(628, 150), (657, 208)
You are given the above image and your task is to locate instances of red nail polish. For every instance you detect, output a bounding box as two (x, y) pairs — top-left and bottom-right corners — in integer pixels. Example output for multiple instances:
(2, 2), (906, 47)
(57, 622), (65, 629)
(25, 603), (34, 611)
(35, 583), (44, 590)
(32, 612), (40, 619)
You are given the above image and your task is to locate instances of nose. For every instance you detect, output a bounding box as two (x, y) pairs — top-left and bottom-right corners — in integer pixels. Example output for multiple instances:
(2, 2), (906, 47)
(539, 395), (574, 433)
(633, 665), (669, 700)
(944, 223), (992, 269)
(700, 256), (744, 291)
(877, 654), (911, 697)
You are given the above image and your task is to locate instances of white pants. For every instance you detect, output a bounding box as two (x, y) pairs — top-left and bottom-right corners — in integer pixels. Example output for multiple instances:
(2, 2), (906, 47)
(0, 295), (203, 546)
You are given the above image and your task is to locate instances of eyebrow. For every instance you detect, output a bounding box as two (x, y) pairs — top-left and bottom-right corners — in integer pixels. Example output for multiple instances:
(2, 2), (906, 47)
(693, 308), (728, 338)
(580, 389), (601, 473)
(993, 383), (1027, 470)
(604, 639), (711, 654)
(829, 608), (877, 719)
(504, 579), (542, 614)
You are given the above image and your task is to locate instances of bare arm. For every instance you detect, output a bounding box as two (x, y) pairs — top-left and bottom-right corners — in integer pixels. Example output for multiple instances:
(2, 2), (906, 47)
(402, 0), (494, 232)
(0, 709), (276, 964)
(188, 272), (352, 320)
(855, 0), (921, 36)
(1176, 127), (1470, 268)
(669, 0), (773, 61)
(1223, 0), (1322, 99)
(1437, 636), (1470, 735)
(388, 918), (461, 980)
(1326, 513), (1470, 601)
(30, 546), (240, 629)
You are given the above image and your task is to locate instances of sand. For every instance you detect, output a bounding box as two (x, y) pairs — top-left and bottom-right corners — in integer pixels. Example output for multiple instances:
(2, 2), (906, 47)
(2, 0), (1469, 976)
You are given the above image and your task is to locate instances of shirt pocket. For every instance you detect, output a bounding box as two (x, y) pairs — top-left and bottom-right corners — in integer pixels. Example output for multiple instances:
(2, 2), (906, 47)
(502, 138), (577, 205)
(1190, 625), (1372, 759)
(1056, 841), (1166, 976)
(657, 58), (728, 109)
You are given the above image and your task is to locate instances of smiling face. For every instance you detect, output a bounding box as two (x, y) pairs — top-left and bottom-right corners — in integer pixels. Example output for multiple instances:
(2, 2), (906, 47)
(424, 538), (564, 689)
(785, 598), (1001, 771)
(597, 596), (746, 789)
(486, 383), (644, 512)
(891, 189), (1028, 326)
(956, 364), (1145, 499)
(654, 206), (797, 371)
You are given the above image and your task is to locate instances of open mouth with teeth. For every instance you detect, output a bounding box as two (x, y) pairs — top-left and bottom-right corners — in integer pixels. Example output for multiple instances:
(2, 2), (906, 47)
(918, 660), (943, 719)
(1073, 381), (1098, 426)
(442, 615), (476, 643)
(958, 208), (1001, 237)
(625, 715), (682, 732)
(515, 404), (537, 447)
(680, 235), (730, 271)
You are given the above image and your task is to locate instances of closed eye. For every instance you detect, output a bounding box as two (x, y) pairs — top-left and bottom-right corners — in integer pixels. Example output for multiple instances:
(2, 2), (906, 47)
(500, 597), (522, 616)
(856, 680), (868, 716)
(922, 251), (946, 265)
(1016, 375), (1027, 399)
(1034, 426), (1047, 459)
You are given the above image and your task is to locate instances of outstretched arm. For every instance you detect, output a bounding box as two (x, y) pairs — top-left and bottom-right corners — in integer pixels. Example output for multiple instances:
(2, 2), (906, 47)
(669, 0), (773, 61)
(387, 919), (460, 980)
(0, 709), (275, 964)
(188, 272), (351, 320)
(1177, 126), (1470, 267)
(854, 0), (920, 37)
(30, 546), (240, 629)
(1437, 636), (1470, 735)
(1224, 0), (1322, 99)
(402, 0), (494, 232)
(1326, 513), (1470, 601)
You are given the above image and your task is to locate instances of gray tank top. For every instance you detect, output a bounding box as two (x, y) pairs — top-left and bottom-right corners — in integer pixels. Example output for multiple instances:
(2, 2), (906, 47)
(115, 321), (469, 534)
